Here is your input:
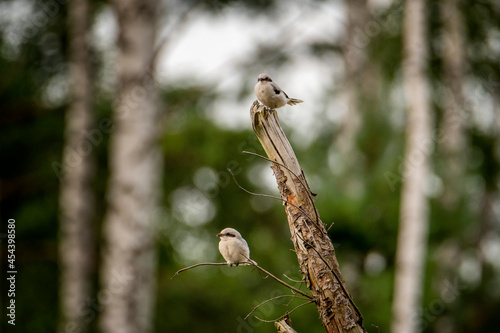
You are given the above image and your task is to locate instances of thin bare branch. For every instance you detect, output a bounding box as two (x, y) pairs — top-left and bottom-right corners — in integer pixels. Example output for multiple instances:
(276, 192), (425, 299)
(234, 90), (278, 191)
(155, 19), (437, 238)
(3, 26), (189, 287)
(286, 299), (315, 316)
(251, 264), (313, 299)
(255, 316), (276, 323)
(227, 168), (316, 224)
(227, 168), (286, 202)
(242, 150), (320, 223)
(242, 151), (303, 185)
(170, 262), (228, 279)
(283, 274), (303, 284)
(171, 261), (312, 300)
(244, 294), (309, 320)
(254, 300), (315, 323)
(326, 221), (335, 232)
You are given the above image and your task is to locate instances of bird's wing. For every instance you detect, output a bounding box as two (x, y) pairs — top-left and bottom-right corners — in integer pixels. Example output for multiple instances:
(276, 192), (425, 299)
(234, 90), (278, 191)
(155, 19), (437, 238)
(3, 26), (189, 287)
(272, 82), (290, 98)
(270, 82), (285, 96)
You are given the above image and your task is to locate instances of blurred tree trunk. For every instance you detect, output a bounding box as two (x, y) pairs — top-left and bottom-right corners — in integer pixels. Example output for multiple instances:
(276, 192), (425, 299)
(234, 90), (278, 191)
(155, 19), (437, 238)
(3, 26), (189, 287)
(337, 0), (367, 157)
(439, 0), (467, 209)
(338, 0), (381, 164)
(59, 0), (95, 331)
(100, 0), (162, 332)
(391, 0), (432, 332)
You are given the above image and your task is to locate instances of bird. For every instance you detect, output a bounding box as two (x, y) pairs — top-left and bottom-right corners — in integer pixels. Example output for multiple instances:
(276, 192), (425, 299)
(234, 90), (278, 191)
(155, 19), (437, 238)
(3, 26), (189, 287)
(216, 228), (257, 267)
(254, 73), (303, 109)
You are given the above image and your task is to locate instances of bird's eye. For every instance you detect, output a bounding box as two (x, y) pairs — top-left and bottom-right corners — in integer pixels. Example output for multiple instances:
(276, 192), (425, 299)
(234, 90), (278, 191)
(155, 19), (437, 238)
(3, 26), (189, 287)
(226, 233), (234, 237)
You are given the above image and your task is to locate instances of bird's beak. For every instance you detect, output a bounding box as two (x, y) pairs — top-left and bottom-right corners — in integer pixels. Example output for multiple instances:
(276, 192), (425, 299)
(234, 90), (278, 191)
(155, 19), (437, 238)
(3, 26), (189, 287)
(216, 233), (223, 237)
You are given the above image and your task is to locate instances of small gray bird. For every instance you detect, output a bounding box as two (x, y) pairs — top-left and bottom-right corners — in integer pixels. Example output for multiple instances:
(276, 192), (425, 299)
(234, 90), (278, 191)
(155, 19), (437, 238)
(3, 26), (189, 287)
(254, 73), (303, 109)
(216, 228), (257, 267)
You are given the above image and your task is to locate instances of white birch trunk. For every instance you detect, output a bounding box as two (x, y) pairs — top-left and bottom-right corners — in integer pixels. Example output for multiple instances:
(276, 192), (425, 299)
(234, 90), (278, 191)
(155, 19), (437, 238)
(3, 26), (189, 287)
(59, 0), (95, 331)
(100, 0), (161, 332)
(338, 0), (381, 166)
(391, 0), (432, 332)
(439, 0), (467, 208)
(337, 0), (368, 158)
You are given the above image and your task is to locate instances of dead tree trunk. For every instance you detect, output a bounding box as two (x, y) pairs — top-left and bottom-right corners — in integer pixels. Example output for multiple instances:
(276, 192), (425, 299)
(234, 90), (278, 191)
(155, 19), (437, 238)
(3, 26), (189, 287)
(250, 101), (366, 333)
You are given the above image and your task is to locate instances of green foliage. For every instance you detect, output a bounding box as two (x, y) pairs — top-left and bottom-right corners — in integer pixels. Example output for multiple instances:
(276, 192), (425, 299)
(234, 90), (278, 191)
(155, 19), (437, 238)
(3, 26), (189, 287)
(1, 0), (500, 332)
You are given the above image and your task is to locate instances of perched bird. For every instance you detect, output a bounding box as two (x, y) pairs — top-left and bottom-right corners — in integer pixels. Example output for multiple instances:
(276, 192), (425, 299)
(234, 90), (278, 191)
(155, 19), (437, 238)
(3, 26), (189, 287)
(254, 73), (303, 109)
(216, 228), (257, 267)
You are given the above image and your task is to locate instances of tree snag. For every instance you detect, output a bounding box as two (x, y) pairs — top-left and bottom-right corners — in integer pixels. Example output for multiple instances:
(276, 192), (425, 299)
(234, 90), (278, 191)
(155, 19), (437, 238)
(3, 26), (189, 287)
(250, 101), (366, 333)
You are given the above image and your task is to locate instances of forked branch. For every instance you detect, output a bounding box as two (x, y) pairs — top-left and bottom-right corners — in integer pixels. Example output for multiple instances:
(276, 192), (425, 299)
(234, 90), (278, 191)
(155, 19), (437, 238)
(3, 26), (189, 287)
(172, 262), (312, 300)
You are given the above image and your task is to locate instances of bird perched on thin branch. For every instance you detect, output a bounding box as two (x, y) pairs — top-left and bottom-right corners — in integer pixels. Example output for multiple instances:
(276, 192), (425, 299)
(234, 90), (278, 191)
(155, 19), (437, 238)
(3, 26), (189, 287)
(216, 228), (257, 267)
(254, 73), (303, 109)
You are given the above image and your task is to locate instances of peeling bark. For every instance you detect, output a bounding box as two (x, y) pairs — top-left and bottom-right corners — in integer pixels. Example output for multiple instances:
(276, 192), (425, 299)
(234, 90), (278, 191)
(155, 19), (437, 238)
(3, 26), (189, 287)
(251, 102), (365, 333)
(275, 315), (298, 333)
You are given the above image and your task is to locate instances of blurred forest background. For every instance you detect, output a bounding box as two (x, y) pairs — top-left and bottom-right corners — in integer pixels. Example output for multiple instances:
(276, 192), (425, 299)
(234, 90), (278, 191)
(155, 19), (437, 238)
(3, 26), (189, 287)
(1, 0), (500, 332)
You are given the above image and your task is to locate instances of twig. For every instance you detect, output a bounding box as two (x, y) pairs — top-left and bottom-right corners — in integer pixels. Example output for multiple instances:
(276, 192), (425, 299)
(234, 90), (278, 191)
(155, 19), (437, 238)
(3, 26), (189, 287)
(227, 168), (285, 203)
(251, 265), (312, 299)
(242, 150), (320, 223)
(244, 294), (309, 320)
(227, 168), (316, 225)
(286, 300), (315, 316)
(255, 316), (276, 323)
(326, 221), (335, 232)
(283, 274), (303, 284)
(171, 262), (228, 279)
(254, 300), (314, 323)
(242, 151), (305, 190)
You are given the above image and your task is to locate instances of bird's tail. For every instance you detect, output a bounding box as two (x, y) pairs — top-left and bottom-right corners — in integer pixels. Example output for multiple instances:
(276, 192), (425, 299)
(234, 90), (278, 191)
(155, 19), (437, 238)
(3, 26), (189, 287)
(287, 98), (303, 106)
